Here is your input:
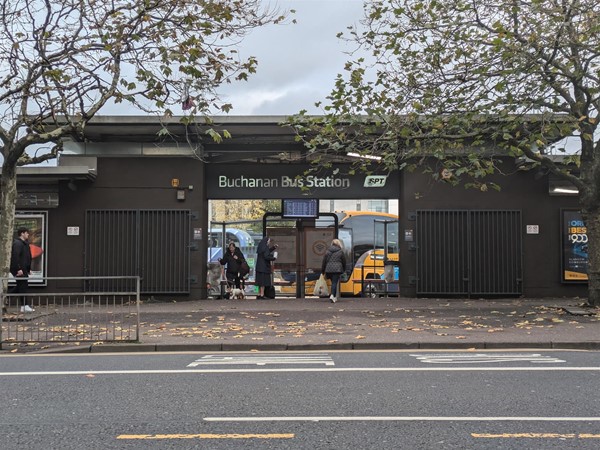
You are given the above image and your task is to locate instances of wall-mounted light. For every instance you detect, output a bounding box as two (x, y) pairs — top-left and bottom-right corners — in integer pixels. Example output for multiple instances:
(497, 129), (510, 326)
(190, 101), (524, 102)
(549, 177), (579, 196)
(551, 187), (579, 195)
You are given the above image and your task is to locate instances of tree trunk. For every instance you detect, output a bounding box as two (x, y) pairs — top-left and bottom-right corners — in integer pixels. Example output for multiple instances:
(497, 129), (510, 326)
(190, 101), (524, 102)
(0, 166), (17, 293)
(586, 208), (600, 307)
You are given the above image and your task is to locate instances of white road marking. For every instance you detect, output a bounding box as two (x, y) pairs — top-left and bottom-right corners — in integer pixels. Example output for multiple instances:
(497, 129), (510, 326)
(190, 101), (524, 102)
(187, 354), (335, 367)
(411, 353), (566, 364)
(0, 367), (599, 376)
(203, 416), (600, 422)
(117, 433), (295, 440)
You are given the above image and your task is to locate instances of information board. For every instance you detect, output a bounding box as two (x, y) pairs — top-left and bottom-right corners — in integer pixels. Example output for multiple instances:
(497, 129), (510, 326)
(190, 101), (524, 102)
(281, 198), (319, 218)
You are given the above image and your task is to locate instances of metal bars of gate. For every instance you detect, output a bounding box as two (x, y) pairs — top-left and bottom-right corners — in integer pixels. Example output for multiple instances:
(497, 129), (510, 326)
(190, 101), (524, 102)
(0, 276), (140, 347)
(85, 210), (191, 294)
(416, 210), (522, 297)
(470, 210), (523, 296)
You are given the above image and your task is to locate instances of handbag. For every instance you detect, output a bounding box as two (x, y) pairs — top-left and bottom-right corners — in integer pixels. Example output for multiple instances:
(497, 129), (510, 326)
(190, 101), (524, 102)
(313, 274), (330, 297)
(264, 285), (276, 299)
(239, 260), (250, 277)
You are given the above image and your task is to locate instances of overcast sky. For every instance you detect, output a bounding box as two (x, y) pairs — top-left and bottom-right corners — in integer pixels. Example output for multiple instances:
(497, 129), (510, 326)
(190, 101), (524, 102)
(214, 0), (366, 116)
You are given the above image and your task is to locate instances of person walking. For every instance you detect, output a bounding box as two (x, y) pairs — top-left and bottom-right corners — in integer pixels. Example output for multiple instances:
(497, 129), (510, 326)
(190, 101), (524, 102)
(321, 238), (347, 303)
(255, 236), (277, 299)
(219, 242), (246, 289)
(10, 227), (34, 313)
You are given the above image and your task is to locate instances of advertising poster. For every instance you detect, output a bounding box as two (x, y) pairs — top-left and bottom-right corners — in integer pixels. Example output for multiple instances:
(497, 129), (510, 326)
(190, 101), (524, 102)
(266, 228), (297, 265)
(305, 228), (335, 270)
(12, 211), (47, 285)
(561, 209), (588, 282)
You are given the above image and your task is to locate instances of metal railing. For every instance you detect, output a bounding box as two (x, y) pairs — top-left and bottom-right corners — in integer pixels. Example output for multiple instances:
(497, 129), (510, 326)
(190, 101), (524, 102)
(1, 276), (140, 348)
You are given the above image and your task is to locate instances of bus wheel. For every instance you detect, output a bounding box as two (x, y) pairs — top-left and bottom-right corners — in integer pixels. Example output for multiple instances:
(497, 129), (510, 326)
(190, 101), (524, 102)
(362, 283), (379, 298)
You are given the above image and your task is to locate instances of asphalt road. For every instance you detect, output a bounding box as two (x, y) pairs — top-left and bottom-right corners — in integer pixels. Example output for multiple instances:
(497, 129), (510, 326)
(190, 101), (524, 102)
(1, 350), (599, 449)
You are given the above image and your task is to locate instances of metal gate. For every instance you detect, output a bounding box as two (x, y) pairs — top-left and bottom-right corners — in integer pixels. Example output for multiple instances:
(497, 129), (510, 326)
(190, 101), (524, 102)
(416, 210), (522, 297)
(85, 210), (191, 294)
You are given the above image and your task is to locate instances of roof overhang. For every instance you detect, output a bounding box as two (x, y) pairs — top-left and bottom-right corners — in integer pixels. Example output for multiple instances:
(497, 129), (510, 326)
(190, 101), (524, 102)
(53, 114), (573, 164)
(4, 157), (98, 184)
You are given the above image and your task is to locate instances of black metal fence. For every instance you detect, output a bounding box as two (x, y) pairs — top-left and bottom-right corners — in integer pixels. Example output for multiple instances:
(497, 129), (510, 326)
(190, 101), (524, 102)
(85, 209), (191, 294)
(1, 276), (140, 347)
(416, 210), (522, 297)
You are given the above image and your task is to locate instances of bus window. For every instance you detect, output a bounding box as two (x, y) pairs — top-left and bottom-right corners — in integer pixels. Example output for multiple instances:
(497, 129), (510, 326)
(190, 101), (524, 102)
(338, 212), (399, 265)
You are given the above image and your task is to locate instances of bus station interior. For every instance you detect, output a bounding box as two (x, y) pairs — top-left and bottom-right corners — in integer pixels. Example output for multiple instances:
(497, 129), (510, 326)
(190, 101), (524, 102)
(9, 116), (588, 301)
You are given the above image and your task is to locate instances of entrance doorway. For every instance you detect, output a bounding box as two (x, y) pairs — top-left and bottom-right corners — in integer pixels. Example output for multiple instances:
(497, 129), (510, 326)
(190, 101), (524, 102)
(207, 199), (400, 299)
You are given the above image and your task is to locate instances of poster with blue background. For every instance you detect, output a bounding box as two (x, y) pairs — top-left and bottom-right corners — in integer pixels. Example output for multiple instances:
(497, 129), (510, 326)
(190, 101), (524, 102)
(562, 210), (588, 282)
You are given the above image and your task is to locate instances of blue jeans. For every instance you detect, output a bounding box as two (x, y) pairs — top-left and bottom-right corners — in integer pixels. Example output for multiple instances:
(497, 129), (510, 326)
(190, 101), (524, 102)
(328, 273), (340, 297)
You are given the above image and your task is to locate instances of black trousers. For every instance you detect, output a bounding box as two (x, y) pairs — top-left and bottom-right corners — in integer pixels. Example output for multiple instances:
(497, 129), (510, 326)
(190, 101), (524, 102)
(225, 272), (242, 289)
(8, 277), (29, 307)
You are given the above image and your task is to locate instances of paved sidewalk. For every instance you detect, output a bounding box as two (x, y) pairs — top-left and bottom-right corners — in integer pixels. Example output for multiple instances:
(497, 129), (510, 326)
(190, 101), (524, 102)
(2, 296), (598, 354)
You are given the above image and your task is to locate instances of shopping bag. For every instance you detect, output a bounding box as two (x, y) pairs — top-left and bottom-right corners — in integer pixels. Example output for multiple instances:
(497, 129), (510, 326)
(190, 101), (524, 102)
(313, 274), (330, 297)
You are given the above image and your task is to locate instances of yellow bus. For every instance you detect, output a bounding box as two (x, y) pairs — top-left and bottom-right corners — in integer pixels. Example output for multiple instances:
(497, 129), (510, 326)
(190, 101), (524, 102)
(280, 211), (399, 297)
(335, 211), (399, 296)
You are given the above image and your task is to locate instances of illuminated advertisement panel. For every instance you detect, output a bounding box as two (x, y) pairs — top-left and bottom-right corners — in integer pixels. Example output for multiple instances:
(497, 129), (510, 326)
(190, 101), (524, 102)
(11, 211), (48, 285)
(561, 209), (588, 283)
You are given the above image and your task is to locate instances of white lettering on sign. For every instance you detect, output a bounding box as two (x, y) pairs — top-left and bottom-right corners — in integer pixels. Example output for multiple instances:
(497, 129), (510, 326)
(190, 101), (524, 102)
(67, 226), (79, 236)
(526, 225), (539, 234)
(219, 176), (278, 188)
(281, 175), (350, 188)
(218, 175), (351, 189)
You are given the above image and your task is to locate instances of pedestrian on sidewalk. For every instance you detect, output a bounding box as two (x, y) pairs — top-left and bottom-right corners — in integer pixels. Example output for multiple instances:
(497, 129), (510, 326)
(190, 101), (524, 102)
(255, 236), (277, 299)
(219, 242), (246, 289)
(9, 227), (34, 313)
(322, 238), (347, 303)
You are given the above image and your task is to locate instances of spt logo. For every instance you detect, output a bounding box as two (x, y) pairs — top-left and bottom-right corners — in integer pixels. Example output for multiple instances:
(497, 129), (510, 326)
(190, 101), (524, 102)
(364, 175), (387, 188)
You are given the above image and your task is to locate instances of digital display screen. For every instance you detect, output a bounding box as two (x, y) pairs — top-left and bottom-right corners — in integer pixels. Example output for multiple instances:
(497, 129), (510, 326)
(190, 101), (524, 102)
(281, 198), (319, 218)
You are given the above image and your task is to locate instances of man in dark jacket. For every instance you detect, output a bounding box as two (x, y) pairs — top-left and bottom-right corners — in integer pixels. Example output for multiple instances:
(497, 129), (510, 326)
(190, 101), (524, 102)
(9, 227), (34, 313)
